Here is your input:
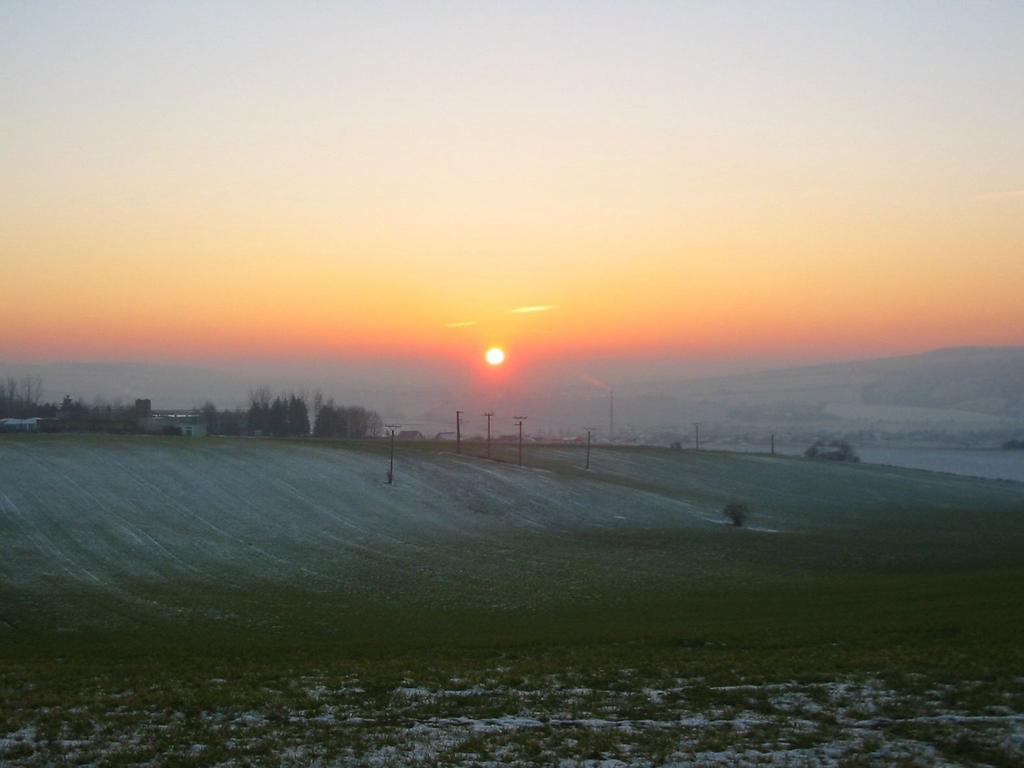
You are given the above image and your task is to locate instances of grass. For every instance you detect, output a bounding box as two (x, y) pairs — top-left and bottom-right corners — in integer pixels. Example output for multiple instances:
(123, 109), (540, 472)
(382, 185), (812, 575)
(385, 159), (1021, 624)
(1, 435), (1023, 765)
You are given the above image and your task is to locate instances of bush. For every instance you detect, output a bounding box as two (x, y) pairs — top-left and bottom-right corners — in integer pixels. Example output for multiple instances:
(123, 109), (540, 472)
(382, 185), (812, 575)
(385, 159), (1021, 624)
(804, 439), (859, 462)
(722, 502), (748, 527)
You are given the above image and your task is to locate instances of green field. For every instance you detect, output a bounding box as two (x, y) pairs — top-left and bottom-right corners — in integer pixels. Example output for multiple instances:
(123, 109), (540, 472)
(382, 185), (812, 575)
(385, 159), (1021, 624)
(1, 435), (1023, 766)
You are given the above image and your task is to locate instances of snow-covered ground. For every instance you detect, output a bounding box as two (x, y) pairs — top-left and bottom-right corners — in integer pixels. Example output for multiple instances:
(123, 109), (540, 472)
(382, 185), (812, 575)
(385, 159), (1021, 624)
(856, 447), (1024, 483)
(0, 437), (713, 592)
(707, 442), (1024, 483)
(2, 436), (1022, 766)
(2, 436), (1019, 609)
(2, 669), (1021, 767)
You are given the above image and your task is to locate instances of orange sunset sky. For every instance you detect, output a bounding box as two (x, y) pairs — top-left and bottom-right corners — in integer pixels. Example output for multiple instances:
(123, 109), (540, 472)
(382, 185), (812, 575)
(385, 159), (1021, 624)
(2, 2), (1022, 375)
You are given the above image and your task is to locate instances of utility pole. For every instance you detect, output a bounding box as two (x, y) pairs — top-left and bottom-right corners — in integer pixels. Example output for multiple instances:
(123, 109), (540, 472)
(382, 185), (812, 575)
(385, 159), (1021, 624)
(770, 432), (775, 456)
(609, 388), (614, 442)
(584, 426), (595, 470)
(514, 415), (527, 467)
(483, 412), (494, 458)
(385, 423), (401, 484)
(693, 422), (701, 451)
(455, 410), (463, 455)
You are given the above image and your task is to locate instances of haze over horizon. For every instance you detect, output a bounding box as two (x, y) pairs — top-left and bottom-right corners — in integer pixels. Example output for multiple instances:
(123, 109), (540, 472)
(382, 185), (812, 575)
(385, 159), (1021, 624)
(4, 346), (1023, 445)
(3, 2), (1023, 390)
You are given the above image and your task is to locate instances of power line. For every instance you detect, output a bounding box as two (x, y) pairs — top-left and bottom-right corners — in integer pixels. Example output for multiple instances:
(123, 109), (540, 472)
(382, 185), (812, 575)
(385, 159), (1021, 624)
(483, 412), (494, 458)
(385, 423), (401, 484)
(514, 415), (527, 467)
(609, 388), (614, 441)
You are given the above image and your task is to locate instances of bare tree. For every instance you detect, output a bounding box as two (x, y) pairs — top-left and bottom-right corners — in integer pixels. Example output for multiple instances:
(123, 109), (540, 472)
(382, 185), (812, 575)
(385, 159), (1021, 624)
(1, 377), (17, 415)
(366, 410), (383, 437)
(18, 376), (42, 406)
(249, 386), (272, 409)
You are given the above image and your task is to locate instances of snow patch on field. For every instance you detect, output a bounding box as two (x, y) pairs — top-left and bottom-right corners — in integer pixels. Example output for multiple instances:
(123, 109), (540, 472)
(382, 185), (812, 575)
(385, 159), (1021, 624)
(2, 673), (1021, 767)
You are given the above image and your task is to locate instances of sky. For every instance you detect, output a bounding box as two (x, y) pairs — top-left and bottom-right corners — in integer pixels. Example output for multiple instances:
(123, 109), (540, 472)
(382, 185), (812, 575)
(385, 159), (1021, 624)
(2, 1), (1023, 387)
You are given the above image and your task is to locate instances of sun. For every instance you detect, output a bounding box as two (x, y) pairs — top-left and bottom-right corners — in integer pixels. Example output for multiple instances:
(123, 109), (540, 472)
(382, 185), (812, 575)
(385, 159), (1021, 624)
(485, 347), (505, 366)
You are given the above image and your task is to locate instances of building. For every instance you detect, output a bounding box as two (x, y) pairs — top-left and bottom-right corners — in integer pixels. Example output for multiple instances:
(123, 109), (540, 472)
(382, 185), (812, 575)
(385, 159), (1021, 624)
(397, 430), (425, 440)
(139, 409), (207, 437)
(1, 417), (42, 433)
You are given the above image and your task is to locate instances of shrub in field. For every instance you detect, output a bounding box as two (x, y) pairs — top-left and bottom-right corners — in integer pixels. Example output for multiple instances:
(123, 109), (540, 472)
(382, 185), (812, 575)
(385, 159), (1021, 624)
(722, 502), (748, 527)
(805, 439), (859, 462)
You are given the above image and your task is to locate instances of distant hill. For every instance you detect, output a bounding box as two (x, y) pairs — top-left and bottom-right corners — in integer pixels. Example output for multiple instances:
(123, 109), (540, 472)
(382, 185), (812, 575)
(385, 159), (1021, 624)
(663, 347), (1024, 416)
(858, 347), (1024, 417)
(626, 347), (1024, 435)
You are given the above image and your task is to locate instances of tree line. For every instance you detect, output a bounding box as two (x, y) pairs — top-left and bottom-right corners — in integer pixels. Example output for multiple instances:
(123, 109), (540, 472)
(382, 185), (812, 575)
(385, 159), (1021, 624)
(312, 397), (382, 438)
(0, 375), (382, 438)
(245, 387), (311, 437)
(243, 388), (382, 438)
